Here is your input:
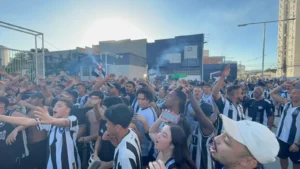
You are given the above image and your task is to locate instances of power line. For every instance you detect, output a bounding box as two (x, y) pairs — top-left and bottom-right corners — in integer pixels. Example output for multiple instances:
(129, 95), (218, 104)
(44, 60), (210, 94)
(37, 36), (60, 51)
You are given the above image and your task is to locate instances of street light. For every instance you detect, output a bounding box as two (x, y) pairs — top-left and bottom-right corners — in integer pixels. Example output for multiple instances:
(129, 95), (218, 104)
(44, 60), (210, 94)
(238, 18), (296, 79)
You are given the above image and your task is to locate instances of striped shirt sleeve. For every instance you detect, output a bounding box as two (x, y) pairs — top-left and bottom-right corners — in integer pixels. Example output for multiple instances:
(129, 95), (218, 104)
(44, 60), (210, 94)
(68, 115), (79, 131)
(35, 118), (51, 131)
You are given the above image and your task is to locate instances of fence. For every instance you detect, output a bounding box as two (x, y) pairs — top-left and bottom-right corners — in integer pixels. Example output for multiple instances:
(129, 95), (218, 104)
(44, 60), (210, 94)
(0, 47), (44, 80)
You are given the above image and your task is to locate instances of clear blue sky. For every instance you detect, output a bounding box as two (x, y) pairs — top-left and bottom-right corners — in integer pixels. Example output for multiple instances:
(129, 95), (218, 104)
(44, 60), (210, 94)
(0, 0), (279, 70)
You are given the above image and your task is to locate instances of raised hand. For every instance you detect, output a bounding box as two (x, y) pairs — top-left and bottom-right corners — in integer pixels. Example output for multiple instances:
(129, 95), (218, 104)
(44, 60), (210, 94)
(222, 65), (230, 77)
(18, 100), (27, 106)
(34, 106), (53, 124)
(19, 87), (28, 94)
(148, 160), (166, 169)
(105, 74), (115, 81)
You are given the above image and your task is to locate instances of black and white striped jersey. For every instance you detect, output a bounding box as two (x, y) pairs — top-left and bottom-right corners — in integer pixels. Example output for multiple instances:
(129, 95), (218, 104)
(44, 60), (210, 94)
(37, 115), (81, 169)
(215, 96), (245, 121)
(276, 102), (300, 144)
(189, 125), (215, 169)
(131, 98), (139, 114)
(113, 129), (142, 169)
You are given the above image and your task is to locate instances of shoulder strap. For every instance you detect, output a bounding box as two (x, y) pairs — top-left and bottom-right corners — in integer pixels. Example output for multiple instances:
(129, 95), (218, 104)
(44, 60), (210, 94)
(165, 159), (176, 169)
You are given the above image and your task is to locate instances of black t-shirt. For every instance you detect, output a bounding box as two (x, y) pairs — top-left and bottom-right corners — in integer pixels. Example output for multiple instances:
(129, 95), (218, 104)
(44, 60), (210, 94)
(120, 87), (127, 96)
(244, 99), (274, 124)
(98, 119), (115, 162)
(70, 106), (91, 126)
(127, 93), (136, 105)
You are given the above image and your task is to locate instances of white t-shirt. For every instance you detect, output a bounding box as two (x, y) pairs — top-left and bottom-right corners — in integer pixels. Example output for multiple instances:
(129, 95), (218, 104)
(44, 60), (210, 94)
(113, 129), (142, 169)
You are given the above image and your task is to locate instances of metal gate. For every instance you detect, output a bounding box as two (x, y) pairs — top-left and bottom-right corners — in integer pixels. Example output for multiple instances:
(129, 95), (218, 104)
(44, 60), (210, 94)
(0, 47), (38, 80)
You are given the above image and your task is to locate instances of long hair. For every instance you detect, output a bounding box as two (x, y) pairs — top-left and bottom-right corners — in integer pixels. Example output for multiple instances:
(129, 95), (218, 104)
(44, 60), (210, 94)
(170, 125), (196, 169)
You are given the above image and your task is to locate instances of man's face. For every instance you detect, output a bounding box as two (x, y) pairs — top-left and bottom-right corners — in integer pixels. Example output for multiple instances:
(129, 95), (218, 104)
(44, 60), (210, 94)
(55, 86), (64, 96)
(253, 87), (263, 100)
(7, 96), (16, 105)
(158, 87), (167, 98)
(105, 120), (117, 137)
(290, 89), (300, 102)
(193, 87), (203, 99)
(211, 133), (250, 166)
(108, 87), (118, 96)
(137, 93), (150, 108)
(77, 85), (86, 95)
(203, 86), (211, 94)
(234, 88), (244, 102)
(89, 95), (101, 105)
(52, 101), (70, 118)
(27, 82), (36, 91)
(164, 91), (177, 108)
(125, 83), (135, 94)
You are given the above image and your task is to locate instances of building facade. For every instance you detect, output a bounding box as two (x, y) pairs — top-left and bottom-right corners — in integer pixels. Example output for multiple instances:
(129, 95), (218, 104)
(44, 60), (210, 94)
(43, 39), (148, 80)
(277, 0), (299, 77)
(147, 34), (204, 81)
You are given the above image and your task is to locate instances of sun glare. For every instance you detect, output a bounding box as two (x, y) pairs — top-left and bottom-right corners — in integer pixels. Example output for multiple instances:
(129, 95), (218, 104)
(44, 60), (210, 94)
(81, 18), (152, 46)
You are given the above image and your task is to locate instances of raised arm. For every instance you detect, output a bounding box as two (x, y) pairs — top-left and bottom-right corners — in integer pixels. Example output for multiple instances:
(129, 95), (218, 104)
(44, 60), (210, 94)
(34, 107), (77, 128)
(212, 65), (230, 101)
(187, 90), (214, 136)
(149, 118), (164, 143)
(92, 74), (115, 90)
(0, 115), (38, 127)
(270, 81), (291, 105)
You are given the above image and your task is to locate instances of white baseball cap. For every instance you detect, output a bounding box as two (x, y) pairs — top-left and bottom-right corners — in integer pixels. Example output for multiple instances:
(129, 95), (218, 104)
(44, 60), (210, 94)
(220, 114), (279, 164)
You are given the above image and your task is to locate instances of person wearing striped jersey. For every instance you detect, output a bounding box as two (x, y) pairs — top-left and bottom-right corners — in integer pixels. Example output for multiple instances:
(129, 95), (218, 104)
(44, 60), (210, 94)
(212, 65), (246, 123)
(270, 80), (300, 169)
(185, 86), (219, 169)
(0, 99), (81, 169)
(104, 104), (142, 169)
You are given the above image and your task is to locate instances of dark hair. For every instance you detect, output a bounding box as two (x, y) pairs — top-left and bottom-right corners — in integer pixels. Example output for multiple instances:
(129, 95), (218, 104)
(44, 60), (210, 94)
(136, 88), (154, 102)
(137, 82), (147, 88)
(227, 85), (241, 96)
(104, 104), (133, 128)
(127, 81), (136, 88)
(89, 91), (104, 100)
(170, 125), (196, 169)
(162, 86), (169, 94)
(56, 99), (73, 109)
(57, 84), (65, 90)
(0, 97), (9, 108)
(77, 83), (86, 88)
(65, 90), (78, 104)
(102, 96), (123, 108)
(174, 89), (187, 115)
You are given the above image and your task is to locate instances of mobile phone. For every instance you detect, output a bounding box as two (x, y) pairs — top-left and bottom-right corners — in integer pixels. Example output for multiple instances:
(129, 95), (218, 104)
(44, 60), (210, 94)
(160, 111), (180, 124)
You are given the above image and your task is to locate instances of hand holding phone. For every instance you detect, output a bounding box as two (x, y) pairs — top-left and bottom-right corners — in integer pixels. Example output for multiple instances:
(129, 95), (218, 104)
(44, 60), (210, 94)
(160, 110), (180, 124)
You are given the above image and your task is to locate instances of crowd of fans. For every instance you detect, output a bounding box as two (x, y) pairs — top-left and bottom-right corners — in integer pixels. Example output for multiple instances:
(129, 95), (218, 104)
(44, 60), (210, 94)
(0, 65), (299, 169)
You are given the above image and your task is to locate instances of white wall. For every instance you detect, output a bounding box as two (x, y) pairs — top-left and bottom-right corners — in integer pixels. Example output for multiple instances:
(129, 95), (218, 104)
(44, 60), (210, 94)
(80, 65), (147, 80)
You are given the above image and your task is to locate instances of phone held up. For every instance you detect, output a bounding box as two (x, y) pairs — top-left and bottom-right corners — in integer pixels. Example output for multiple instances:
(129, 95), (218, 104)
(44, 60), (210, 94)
(160, 110), (180, 124)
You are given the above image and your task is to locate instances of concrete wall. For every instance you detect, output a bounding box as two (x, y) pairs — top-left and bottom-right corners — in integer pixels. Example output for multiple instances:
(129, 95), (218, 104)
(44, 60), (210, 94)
(108, 65), (147, 79)
(99, 39), (147, 58)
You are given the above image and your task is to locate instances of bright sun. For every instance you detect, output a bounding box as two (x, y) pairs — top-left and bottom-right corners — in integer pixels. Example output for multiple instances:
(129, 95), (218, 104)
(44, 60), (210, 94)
(81, 18), (153, 46)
